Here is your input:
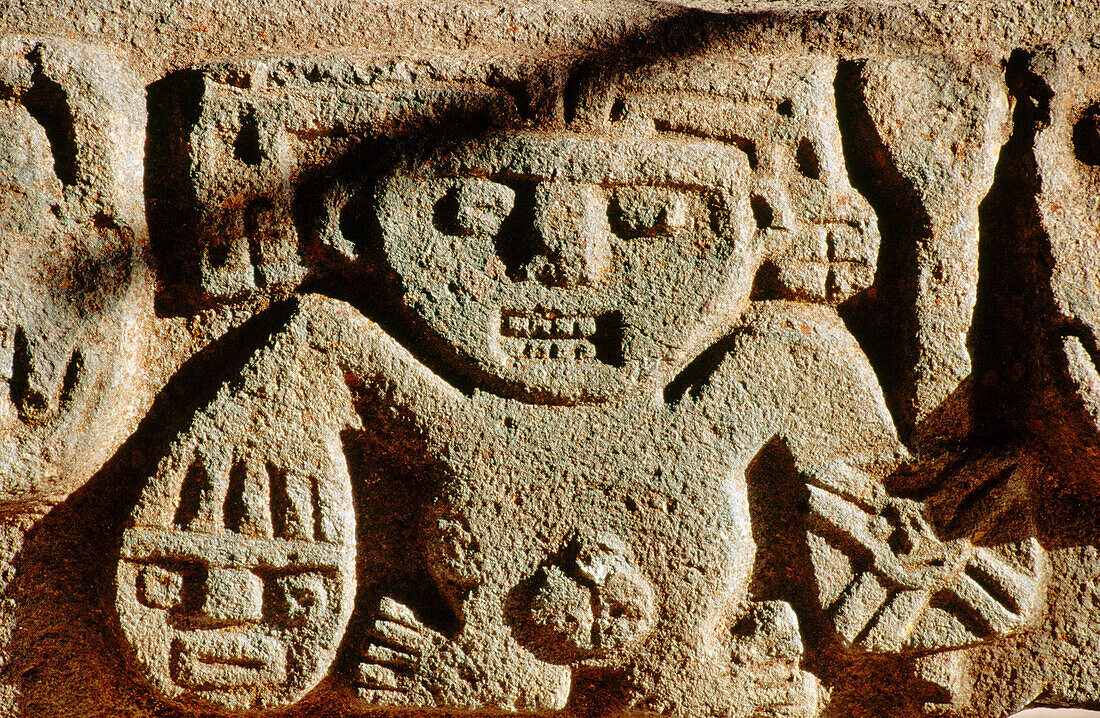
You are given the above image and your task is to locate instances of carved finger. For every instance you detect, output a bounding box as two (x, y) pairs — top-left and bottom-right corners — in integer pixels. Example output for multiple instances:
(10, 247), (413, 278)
(357, 687), (433, 708)
(362, 642), (417, 670)
(355, 660), (401, 690)
(357, 688), (399, 705)
(378, 596), (428, 632)
(751, 669), (819, 718)
(371, 618), (428, 654)
(358, 689), (406, 706)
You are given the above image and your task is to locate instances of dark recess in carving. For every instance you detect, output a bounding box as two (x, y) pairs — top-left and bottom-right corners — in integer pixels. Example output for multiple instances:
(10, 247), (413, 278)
(834, 59), (934, 443)
(22, 50), (78, 187)
(1074, 104), (1100, 166)
(234, 108), (264, 166)
(972, 50), (1052, 443)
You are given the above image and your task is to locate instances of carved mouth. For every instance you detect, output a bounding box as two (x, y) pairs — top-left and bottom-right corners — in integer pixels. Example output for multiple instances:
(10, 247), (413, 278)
(171, 633), (286, 690)
(499, 310), (622, 366)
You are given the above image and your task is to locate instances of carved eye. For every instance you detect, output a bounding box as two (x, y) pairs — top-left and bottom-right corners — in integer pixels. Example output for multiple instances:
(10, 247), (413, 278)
(271, 571), (328, 625)
(137, 564), (185, 610)
(610, 187), (691, 238)
(439, 179), (515, 236)
(421, 505), (483, 589)
(435, 516), (477, 559)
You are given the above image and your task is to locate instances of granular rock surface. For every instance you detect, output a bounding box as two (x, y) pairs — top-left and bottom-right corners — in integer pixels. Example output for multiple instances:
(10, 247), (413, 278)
(0, 2), (1099, 717)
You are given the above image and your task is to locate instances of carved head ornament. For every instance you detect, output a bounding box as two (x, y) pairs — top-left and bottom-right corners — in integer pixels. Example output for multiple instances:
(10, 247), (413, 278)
(364, 57), (878, 404)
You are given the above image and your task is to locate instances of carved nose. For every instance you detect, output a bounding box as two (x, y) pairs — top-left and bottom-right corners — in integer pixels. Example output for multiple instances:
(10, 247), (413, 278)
(530, 182), (610, 287)
(195, 567), (264, 627)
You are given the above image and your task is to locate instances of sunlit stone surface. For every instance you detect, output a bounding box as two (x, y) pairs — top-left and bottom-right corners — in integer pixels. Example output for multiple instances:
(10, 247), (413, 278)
(0, 2), (1099, 717)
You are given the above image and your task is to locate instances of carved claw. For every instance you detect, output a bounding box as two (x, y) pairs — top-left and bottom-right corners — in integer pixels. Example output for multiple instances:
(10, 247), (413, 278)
(807, 473), (1045, 653)
(354, 597), (467, 708)
(808, 488), (961, 590)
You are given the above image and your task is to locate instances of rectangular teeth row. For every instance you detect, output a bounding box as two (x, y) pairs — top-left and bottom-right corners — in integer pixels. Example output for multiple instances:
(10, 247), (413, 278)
(503, 338), (598, 362)
(501, 313), (598, 340)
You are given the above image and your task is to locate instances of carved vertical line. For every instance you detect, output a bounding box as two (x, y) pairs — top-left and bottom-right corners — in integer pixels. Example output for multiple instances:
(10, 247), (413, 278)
(311, 473), (327, 542)
(223, 459), (273, 536)
(271, 465), (312, 540)
(175, 458), (218, 530)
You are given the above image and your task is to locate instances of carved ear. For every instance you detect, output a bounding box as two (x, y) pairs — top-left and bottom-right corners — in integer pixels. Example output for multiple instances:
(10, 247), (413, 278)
(752, 215), (880, 306)
(568, 55), (882, 307)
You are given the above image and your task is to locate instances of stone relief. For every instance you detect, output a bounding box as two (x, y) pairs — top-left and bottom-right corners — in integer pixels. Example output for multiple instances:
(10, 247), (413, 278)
(114, 378), (357, 712)
(0, 37), (150, 506)
(1030, 43), (1100, 492)
(0, 5), (1098, 718)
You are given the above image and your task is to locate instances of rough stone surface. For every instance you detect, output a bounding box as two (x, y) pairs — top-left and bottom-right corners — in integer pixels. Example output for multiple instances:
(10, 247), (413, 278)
(0, 3), (1099, 717)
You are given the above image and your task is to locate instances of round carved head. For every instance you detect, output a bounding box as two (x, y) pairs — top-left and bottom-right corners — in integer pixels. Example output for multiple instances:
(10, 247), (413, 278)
(526, 532), (657, 667)
(376, 130), (755, 403)
(114, 431), (356, 714)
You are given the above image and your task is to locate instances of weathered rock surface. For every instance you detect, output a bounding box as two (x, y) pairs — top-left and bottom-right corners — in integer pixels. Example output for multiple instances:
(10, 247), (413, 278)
(0, 2), (1098, 717)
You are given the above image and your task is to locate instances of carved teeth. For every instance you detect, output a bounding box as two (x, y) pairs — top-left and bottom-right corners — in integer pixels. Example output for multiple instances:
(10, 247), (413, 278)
(575, 342), (597, 360)
(500, 310), (605, 363)
(173, 632), (285, 688)
(501, 311), (598, 340)
(520, 339), (594, 362)
(503, 314), (530, 336)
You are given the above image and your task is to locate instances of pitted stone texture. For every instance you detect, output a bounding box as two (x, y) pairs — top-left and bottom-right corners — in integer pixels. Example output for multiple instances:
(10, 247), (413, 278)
(150, 54), (532, 310)
(185, 295), (852, 718)
(842, 56), (1010, 442)
(113, 326), (358, 713)
(0, 4), (1100, 718)
(376, 130), (754, 404)
(807, 450), (1046, 654)
(570, 55), (880, 307)
(0, 37), (151, 505)
(526, 531), (658, 666)
(1028, 43), (1100, 494)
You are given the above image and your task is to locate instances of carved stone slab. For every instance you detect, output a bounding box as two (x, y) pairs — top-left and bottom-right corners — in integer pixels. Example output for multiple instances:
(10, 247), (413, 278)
(0, 3), (1099, 718)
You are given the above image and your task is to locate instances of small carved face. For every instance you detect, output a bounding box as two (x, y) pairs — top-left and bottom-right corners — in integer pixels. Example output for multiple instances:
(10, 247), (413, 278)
(123, 560), (339, 699)
(420, 501), (483, 607)
(526, 532), (657, 667)
(114, 437), (356, 713)
(377, 131), (754, 403)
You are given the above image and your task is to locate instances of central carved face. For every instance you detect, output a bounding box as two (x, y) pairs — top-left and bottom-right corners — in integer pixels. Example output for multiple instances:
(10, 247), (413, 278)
(377, 131), (755, 403)
(114, 435), (356, 713)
